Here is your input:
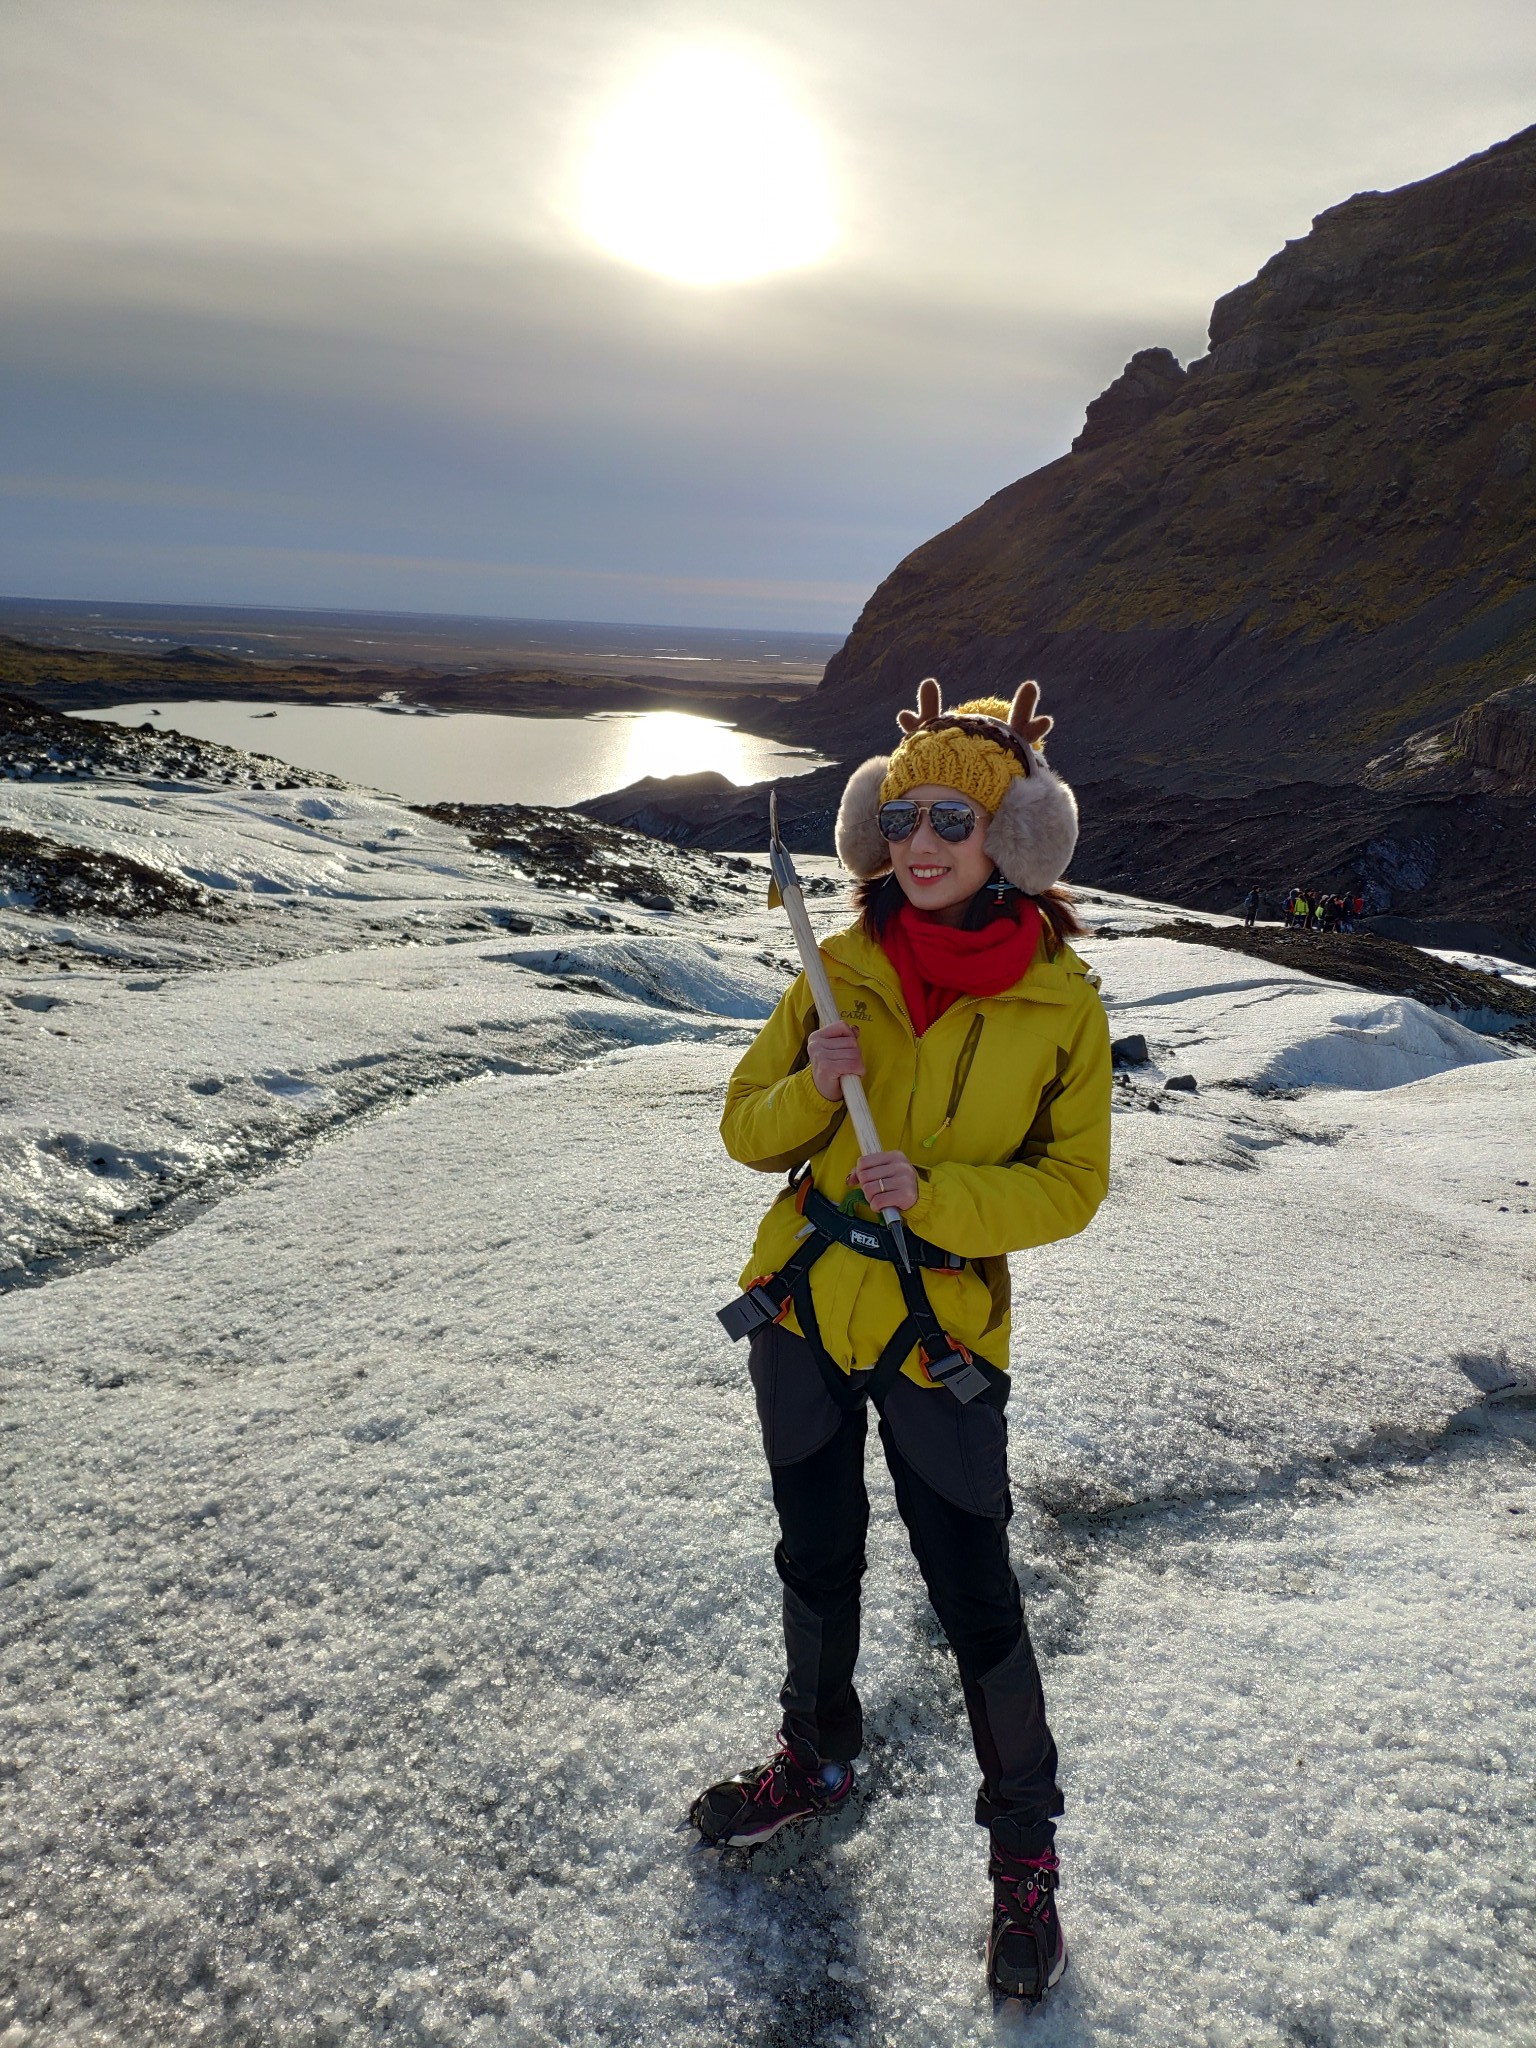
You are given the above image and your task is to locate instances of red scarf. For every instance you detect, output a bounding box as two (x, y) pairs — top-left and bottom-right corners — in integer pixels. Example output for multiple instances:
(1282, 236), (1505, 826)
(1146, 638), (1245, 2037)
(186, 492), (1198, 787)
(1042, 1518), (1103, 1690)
(880, 898), (1042, 1035)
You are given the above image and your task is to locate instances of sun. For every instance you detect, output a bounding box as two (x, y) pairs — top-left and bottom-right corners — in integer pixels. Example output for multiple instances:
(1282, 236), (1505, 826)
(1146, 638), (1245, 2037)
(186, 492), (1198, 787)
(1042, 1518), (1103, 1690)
(579, 50), (838, 287)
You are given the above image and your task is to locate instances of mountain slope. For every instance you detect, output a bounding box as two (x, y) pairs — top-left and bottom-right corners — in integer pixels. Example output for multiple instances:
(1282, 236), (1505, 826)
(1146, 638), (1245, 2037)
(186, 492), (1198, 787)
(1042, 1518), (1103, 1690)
(809, 127), (1536, 791)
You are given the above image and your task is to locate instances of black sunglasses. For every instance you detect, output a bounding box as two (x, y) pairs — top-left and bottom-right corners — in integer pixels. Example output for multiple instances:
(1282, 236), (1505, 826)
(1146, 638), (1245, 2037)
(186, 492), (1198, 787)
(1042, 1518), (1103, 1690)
(876, 799), (980, 844)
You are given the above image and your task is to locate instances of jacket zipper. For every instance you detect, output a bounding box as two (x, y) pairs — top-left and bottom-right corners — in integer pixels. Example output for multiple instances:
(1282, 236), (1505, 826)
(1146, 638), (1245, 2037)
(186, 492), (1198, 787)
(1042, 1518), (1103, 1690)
(922, 1013), (985, 1148)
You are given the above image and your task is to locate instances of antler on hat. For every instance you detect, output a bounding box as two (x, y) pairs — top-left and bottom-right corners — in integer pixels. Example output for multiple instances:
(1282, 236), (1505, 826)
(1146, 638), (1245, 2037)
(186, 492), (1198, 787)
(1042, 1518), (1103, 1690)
(1007, 680), (1053, 749)
(896, 677), (943, 735)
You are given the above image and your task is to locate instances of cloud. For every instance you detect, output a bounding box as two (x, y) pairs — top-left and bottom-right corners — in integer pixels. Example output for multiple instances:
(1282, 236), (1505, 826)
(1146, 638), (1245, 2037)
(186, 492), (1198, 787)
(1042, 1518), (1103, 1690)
(10, 0), (1534, 304)
(4, 0), (1535, 624)
(0, 473), (306, 514)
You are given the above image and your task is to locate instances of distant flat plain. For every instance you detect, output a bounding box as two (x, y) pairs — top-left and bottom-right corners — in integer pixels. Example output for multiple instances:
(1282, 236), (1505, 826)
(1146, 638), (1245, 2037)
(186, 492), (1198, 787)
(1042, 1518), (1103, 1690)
(0, 598), (838, 694)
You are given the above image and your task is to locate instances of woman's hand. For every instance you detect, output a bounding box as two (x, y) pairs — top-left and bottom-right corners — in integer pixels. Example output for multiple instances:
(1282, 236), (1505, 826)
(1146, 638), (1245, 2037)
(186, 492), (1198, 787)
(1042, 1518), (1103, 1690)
(807, 1019), (866, 1101)
(848, 1149), (919, 1213)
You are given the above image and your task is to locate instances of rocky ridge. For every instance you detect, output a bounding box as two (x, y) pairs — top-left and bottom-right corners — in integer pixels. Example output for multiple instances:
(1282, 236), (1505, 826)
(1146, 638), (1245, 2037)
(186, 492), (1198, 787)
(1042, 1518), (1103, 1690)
(577, 760), (1536, 961)
(802, 126), (1536, 793)
(0, 828), (218, 922)
(411, 802), (787, 917)
(1365, 673), (1536, 793)
(0, 693), (343, 792)
(576, 763), (846, 855)
(1457, 675), (1536, 788)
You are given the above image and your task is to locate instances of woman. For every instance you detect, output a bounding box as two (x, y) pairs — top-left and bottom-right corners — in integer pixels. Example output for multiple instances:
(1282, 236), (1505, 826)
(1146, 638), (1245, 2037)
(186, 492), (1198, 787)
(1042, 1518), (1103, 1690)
(694, 677), (1111, 2007)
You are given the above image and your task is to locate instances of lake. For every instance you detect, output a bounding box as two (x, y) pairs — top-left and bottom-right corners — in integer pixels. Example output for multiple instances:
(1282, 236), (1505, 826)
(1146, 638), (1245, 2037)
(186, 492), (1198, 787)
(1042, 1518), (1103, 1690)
(78, 700), (825, 807)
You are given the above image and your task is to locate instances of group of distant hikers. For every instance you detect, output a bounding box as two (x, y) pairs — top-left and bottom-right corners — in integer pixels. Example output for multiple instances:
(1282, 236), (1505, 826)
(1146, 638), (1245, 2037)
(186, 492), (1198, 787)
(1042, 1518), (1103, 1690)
(1241, 884), (1366, 932)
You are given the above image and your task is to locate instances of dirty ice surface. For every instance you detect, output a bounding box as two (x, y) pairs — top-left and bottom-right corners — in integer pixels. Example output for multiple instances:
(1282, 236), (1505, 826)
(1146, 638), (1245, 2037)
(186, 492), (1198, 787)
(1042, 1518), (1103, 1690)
(1, 755), (1533, 2048)
(1423, 946), (1536, 990)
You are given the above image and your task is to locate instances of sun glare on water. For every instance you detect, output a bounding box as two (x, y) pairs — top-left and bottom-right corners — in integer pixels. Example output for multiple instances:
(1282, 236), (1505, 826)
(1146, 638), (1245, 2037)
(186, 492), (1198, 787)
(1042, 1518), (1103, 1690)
(607, 711), (764, 785)
(580, 50), (838, 286)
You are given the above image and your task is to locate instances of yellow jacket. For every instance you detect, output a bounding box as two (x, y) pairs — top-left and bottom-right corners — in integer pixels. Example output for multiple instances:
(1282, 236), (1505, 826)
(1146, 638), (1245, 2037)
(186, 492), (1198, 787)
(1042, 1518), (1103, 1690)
(720, 921), (1111, 1385)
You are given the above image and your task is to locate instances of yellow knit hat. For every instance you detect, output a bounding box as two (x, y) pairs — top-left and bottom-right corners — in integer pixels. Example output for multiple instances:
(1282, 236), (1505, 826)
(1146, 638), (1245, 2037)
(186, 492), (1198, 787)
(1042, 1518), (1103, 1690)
(879, 695), (1024, 816)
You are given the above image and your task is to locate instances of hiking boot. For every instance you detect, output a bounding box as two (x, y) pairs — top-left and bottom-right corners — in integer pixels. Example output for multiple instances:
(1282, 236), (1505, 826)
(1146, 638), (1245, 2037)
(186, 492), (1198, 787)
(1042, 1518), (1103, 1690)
(986, 1845), (1067, 2006)
(690, 1736), (853, 1849)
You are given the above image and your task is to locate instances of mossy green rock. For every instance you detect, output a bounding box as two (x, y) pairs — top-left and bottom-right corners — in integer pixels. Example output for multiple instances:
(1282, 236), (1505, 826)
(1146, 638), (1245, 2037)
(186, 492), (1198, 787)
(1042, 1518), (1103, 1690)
(812, 126), (1536, 791)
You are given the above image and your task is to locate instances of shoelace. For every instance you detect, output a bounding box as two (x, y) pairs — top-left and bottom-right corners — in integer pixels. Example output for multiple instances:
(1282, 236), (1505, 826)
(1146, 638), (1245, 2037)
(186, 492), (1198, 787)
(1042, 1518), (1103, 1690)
(990, 1848), (1060, 1921)
(749, 1744), (807, 1810)
(748, 1743), (847, 1812)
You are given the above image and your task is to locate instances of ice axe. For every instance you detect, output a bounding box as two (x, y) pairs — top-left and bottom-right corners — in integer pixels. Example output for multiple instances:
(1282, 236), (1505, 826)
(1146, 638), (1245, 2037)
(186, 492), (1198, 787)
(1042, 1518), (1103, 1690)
(767, 787), (912, 1274)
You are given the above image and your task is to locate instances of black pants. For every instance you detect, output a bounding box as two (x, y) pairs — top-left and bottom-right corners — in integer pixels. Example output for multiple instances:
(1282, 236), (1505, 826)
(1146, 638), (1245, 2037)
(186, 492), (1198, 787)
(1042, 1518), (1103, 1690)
(749, 1326), (1063, 1856)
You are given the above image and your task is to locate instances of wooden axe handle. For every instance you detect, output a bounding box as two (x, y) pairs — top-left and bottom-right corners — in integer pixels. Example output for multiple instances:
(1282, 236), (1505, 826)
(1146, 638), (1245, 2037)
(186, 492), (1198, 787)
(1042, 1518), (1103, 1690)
(779, 880), (884, 1159)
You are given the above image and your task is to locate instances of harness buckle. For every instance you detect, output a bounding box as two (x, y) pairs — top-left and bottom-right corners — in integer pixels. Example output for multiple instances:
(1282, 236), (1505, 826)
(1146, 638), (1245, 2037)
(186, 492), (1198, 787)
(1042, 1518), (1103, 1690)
(919, 1339), (992, 1406)
(716, 1279), (789, 1344)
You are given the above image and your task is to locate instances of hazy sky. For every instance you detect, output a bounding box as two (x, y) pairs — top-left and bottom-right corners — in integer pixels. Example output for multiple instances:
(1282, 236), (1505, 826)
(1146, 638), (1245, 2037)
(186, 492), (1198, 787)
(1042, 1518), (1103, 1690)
(4, 0), (1534, 630)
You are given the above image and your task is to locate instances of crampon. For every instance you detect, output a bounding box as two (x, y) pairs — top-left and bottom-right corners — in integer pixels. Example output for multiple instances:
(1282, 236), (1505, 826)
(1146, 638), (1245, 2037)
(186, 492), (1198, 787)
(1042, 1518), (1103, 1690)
(687, 1738), (857, 1871)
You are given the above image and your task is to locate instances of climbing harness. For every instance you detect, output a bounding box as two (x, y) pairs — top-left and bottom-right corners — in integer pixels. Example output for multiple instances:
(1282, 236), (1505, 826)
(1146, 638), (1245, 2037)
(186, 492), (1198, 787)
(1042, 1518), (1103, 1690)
(717, 1174), (1006, 1410)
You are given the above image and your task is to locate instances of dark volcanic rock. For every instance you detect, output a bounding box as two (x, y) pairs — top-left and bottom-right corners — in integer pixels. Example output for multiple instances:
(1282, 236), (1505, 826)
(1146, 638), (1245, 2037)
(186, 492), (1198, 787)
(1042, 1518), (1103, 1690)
(0, 693), (342, 790)
(1364, 672), (1536, 793)
(1455, 676), (1536, 789)
(0, 827), (217, 921)
(806, 126), (1536, 793)
(1072, 777), (1536, 961)
(575, 763), (846, 854)
(1072, 349), (1187, 453)
(413, 802), (765, 913)
(563, 761), (1536, 960)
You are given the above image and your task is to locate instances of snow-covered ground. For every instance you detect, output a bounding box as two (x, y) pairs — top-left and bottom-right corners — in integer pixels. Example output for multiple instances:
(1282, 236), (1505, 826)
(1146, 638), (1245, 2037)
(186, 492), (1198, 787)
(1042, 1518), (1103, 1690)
(1423, 946), (1536, 991)
(2, 765), (1533, 2048)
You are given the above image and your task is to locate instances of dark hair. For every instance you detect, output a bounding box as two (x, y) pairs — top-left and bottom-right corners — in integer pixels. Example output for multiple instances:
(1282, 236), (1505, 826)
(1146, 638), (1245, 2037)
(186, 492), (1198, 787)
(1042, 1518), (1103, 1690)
(852, 870), (1085, 952)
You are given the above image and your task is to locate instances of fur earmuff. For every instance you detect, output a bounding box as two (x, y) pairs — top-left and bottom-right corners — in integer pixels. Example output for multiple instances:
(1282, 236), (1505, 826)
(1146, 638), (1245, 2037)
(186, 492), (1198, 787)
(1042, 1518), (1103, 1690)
(984, 755), (1078, 895)
(833, 755), (892, 878)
